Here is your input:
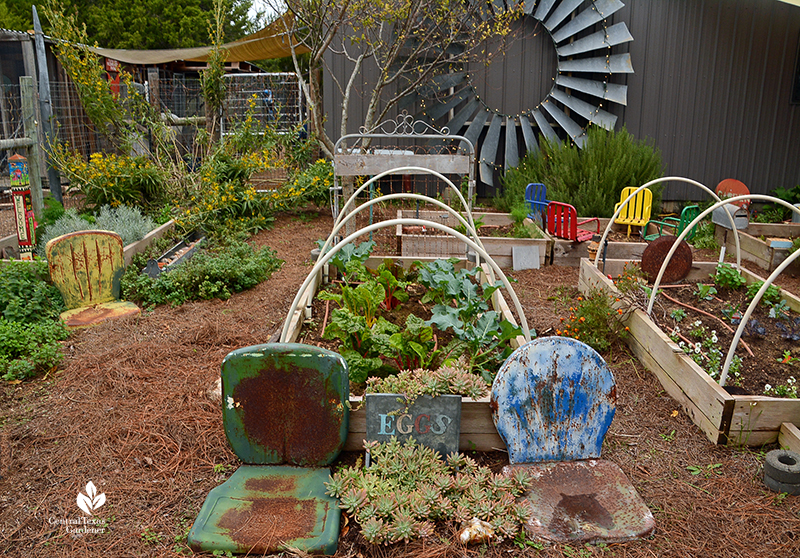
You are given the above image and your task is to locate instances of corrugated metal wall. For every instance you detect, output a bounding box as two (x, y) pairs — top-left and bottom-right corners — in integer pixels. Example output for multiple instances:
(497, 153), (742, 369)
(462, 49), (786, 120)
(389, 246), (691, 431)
(612, 0), (800, 200)
(324, 0), (800, 201)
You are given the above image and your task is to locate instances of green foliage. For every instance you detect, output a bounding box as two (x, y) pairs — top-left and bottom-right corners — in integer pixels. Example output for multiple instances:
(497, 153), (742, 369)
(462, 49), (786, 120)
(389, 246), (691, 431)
(0, 0), (28, 30)
(175, 151), (277, 242)
(323, 240), (376, 284)
(36, 205), (157, 256)
(689, 220), (718, 250)
(0, 260), (66, 322)
(752, 205), (789, 224)
(325, 438), (534, 544)
(669, 320), (742, 385)
(370, 263), (411, 310)
(0, 318), (69, 381)
(753, 184), (800, 223)
(670, 308), (687, 322)
(558, 289), (627, 354)
(746, 281), (782, 306)
(319, 281), (385, 328)
(713, 263), (746, 290)
(39, 0), (252, 50)
(694, 283), (717, 301)
(0, 261), (68, 382)
(40, 197), (66, 230)
(498, 125), (663, 218)
(121, 241), (283, 307)
(283, 158), (333, 208)
(418, 259), (522, 381)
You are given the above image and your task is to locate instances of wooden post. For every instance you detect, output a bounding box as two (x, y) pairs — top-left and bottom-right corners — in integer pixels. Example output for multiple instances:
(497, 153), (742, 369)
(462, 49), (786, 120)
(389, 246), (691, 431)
(20, 77), (43, 221)
(147, 68), (160, 108)
(32, 5), (63, 203)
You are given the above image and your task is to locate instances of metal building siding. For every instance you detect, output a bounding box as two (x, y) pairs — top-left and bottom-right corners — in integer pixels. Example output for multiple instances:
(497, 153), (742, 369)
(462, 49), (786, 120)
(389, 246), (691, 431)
(323, 0), (800, 200)
(614, 0), (800, 199)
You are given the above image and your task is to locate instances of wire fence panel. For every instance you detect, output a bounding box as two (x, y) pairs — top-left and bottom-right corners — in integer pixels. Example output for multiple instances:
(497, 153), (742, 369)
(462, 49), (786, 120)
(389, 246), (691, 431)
(150, 76), (205, 162)
(222, 73), (303, 136)
(50, 80), (115, 160)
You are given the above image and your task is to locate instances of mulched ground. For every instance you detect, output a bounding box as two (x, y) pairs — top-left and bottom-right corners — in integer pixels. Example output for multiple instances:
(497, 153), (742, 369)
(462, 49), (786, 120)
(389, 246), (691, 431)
(1, 205), (800, 557)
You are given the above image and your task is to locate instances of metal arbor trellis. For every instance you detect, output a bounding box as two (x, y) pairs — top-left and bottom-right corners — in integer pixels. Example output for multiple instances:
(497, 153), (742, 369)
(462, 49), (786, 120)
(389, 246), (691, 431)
(331, 111), (476, 225)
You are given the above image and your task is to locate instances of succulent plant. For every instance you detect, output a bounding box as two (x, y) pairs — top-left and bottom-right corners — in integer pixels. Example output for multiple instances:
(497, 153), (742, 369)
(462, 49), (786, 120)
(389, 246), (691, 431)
(329, 438), (532, 545)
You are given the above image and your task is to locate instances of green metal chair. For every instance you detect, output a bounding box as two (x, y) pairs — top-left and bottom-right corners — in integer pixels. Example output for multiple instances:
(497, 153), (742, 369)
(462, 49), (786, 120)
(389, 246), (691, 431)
(644, 205), (700, 242)
(188, 343), (349, 555)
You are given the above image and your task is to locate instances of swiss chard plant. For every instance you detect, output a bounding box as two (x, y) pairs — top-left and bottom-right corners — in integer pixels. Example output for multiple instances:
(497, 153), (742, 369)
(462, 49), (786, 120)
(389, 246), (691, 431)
(319, 239), (375, 284)
(417, 259), (522, 382)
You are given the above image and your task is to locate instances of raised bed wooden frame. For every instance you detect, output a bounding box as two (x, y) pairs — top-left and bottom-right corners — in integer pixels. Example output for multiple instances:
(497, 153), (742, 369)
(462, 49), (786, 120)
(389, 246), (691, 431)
(715, 222), (800, 272)
(579, 258), (800, 447)
(396, 210), (553, 268)
(284, 256), (509, 452)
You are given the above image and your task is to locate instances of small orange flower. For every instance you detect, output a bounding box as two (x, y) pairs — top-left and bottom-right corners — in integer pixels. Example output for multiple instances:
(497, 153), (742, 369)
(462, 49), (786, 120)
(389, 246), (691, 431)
(580, 317), (586, 322)
(617, 309), (624, 314)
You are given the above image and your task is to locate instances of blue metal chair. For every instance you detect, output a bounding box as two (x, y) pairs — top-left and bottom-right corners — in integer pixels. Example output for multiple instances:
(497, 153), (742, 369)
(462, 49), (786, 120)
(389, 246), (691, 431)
(525, 183), (550, 227)
(491, 337), (655, 543)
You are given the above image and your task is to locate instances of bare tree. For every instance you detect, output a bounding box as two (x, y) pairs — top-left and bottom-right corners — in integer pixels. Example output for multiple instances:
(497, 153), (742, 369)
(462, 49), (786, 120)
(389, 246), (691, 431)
(272, 0), (519, 157)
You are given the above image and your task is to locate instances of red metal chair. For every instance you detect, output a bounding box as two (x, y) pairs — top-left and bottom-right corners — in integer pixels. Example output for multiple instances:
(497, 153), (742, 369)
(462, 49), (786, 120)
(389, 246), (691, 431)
(547, 201), (600, 242)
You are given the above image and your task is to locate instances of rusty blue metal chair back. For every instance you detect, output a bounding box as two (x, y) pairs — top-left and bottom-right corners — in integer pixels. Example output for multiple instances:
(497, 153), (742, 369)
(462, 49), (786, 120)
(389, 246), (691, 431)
(492, 337), (655, 544)
(491, 336), (615, 463)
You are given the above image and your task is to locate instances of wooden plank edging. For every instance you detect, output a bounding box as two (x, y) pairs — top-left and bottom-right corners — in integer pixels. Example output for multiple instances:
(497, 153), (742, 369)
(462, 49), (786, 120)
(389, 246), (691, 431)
(580, 258), (800, 445)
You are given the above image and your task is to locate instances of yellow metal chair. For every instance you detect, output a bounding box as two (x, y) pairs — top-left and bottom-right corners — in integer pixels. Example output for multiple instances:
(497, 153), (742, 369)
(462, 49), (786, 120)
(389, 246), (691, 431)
(46, 230), (141, 328)
(614, 187), (653, 237)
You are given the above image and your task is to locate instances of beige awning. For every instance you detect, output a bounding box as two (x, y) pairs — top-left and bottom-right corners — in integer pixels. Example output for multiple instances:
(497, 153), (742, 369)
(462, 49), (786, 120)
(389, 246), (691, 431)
(88, 15), (309, 65)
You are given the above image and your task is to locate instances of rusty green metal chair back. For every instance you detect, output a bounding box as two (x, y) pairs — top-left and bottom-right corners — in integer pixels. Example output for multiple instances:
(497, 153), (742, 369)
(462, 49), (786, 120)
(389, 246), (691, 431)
(188, 343), (349, 555)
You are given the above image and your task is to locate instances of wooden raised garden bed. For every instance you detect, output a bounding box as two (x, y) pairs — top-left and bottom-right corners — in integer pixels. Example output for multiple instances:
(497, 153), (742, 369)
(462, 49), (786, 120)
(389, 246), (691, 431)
(396, 210), (552, 268)
(1, 219), (175, 266)
(579, 257), (800, 446)
(552, 218), (649, 268)
(715, 222), (800, 272)
(284, 256), (517, 452)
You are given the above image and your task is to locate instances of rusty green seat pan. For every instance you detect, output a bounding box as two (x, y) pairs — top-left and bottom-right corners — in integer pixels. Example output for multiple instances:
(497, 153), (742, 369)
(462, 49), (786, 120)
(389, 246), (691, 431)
(188, 343), (349, 555)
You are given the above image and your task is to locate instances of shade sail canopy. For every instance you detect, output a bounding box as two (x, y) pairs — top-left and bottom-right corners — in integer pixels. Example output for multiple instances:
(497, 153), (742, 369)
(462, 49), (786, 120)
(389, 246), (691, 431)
(88, 15), (309, 65)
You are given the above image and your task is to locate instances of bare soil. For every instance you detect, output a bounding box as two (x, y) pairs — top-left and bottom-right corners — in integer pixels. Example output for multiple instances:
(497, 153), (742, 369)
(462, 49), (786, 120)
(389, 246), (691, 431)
(651, 282), (800, 396)
(1, 206), (799, 557)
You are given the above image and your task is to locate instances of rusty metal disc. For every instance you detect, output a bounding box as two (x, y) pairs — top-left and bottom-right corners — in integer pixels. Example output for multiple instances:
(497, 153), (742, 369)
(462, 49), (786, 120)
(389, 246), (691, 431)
(641, 235), (692, 283)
